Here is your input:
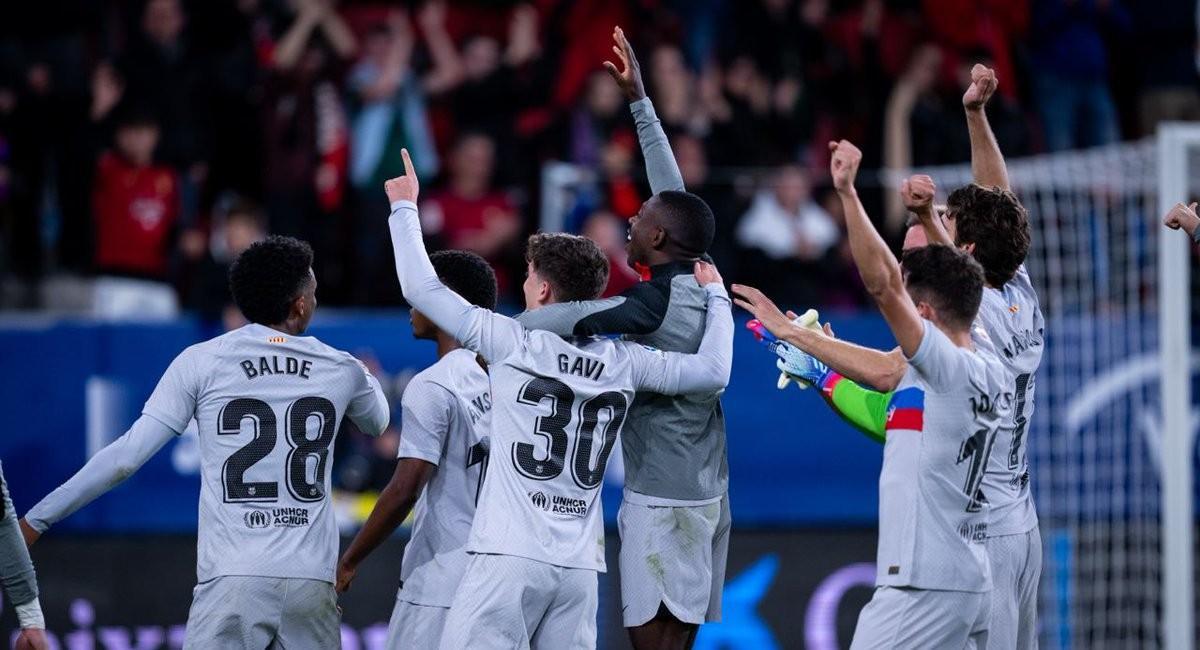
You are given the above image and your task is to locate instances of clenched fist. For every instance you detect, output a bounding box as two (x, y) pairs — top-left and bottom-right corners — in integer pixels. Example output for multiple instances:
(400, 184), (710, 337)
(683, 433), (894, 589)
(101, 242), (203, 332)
(963, 64), (997, 112)
(900, 174), (936, 217)
(829, 140), (863, 194)
(384, 148), (420, 204)
(1163, 201), (1200, 237)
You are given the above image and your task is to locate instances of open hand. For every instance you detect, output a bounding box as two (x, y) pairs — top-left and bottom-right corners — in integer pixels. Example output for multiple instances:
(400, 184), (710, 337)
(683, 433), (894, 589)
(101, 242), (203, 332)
(900, 174), (936, 217)
(384, 149), (420, 204)
(1164, 201), (1200, 236)
(828, 140), (862, 194)
(962, 64), (997, 111)
(694, 261), (723, 287)
(731, 284), (793, 341)
(602, 26), (646, 102)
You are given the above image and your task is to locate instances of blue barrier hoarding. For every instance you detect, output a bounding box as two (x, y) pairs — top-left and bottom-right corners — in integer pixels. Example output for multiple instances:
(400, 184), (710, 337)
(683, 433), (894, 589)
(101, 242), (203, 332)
(0, 312), (894, 531)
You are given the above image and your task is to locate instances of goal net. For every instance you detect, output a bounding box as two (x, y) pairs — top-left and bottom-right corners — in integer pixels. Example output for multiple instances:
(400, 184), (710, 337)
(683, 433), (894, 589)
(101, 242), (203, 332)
(914, 131), (1199, 649)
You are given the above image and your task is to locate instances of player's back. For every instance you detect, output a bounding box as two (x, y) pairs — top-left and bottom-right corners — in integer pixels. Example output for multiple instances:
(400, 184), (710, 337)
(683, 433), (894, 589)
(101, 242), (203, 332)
(877, 323), (1012, 592)
(399, 348), (492, 605)
(467, 331), (646, 572)
(145, 323), (387, 583)
(973, 265), (1043, 536)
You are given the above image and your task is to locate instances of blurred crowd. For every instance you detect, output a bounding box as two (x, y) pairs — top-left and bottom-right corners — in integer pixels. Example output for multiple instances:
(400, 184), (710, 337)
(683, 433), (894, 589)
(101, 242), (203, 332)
(0, 0), (1197, 317)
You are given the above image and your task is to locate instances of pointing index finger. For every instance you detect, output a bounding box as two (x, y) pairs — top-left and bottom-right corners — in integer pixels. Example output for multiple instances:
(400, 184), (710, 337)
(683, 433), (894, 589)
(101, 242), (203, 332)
(401, 148), (415, 178)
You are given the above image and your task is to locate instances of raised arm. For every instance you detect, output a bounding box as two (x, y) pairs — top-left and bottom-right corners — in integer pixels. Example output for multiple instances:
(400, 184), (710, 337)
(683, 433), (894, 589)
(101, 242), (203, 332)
(1164, 202), (1200, 245)
(605, 26), (685, 193)
(828, 140), (926, 357)
(901, 174), (953, 247)
(20, 415), (178, 538)
(633, 263), (732, 395)
(962, 64), (1009, 191)
(386, 150), (525, 364)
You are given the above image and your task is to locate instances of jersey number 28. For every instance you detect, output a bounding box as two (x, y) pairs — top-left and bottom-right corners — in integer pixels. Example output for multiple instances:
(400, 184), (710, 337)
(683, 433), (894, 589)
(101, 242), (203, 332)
(219, 397), (337, 504)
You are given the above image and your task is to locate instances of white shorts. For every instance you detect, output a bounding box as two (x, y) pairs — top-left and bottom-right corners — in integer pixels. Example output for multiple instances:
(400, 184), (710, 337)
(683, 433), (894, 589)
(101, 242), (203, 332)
(851, 586), (989, 650)
(183, 576), (340, 649)
(988, 527), (1042, 650)
(438, 553), (597, 650)
(385, 598), (449, 649)
(618, 494), (730, 627)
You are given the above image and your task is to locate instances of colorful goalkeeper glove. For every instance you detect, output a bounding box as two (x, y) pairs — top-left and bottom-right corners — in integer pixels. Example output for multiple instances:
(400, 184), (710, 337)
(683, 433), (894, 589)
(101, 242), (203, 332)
(746, 308), (827, 390)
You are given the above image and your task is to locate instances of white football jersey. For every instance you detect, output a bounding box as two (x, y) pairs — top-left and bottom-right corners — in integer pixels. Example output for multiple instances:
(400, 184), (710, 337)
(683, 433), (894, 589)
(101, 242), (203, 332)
(141, 323), (389, 583)
(973, 265), (1043, 537)
(396, 348), (493, 607)
(876, 321), (1012, 592)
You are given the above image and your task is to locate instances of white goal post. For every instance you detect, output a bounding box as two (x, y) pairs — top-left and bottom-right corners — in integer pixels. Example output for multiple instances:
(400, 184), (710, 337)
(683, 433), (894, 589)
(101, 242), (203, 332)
(1157, 122), (1196, 650)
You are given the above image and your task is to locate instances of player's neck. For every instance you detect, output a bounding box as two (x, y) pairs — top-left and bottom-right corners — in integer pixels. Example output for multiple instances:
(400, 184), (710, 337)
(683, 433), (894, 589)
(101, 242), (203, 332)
(434, 331), (461, 358)
(940, 324), (975, 350)
(264, 320), (304, 336)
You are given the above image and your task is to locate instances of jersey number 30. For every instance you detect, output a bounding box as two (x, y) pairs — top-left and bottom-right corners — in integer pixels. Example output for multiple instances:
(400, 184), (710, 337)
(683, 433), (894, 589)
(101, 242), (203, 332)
(512, 377), (628, 490)
(219, 397), (337, 504)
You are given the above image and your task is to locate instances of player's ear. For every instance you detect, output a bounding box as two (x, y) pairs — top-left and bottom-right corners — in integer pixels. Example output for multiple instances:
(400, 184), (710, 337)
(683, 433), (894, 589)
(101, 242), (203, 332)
(960, 242), (976, 255)
(650, 224), (667, 249)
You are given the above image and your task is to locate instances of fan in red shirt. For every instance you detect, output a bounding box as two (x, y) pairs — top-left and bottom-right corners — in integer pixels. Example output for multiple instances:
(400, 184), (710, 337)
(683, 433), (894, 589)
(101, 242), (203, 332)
(92, 110), (180, 280)
(419, 132), (522, 292)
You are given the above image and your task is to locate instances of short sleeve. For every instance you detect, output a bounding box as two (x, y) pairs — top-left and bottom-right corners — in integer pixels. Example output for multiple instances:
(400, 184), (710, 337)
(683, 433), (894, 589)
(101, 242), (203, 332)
(906, 321), (966, 393)
(396, 377), (454, 466)
(343, 355), (390, 436)
(141, 346), (202, 434)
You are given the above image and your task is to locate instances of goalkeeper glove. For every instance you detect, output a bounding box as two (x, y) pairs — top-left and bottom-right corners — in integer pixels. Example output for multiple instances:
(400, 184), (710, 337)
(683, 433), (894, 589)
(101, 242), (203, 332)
(746, 308), (828, 390)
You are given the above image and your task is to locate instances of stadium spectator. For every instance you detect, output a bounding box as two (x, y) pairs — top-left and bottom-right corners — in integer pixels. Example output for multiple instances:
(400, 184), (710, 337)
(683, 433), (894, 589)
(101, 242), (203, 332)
(1030, 0), (1129, 151)
(185, 196), (266, 332)
(736, 164), (840, 306)
(1130, 0), (1200, 135)
(419, 132), (522, 295)
(262, 0), (356, 297)
(118, 0), (207, 178)
(90, 109), (181, 319)
(581, 208), (640, 297)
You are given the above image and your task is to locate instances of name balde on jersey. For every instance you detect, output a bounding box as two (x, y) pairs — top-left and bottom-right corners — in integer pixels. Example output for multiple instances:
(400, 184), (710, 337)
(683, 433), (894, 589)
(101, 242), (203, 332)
(142, 323), (388, 584)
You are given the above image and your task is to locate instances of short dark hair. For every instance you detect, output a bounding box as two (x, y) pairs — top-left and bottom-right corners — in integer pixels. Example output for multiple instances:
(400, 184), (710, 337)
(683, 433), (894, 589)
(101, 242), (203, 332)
(525, 233), (609, 302)
(229, 235), (314, 325)
(431, 250), (498, 310)
(901, 245), (985, 331)
(656, 190), (715, 256)
(946, 184), (1030, 287)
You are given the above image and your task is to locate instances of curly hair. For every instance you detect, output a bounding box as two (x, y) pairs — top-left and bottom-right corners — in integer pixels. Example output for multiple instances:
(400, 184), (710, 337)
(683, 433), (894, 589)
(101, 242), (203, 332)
(901, 245), (985, 331)
(525, 233), (609, 303)
(431, 250), (498, 310)
(228, 235), (314, 325)
(946, 184), (1030, 287)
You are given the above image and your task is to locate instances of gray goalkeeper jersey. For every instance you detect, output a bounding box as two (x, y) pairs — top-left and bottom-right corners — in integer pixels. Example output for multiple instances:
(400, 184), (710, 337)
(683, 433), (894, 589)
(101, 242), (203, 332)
(143, 324), (389, 583)
(973, 265), (1043, 537)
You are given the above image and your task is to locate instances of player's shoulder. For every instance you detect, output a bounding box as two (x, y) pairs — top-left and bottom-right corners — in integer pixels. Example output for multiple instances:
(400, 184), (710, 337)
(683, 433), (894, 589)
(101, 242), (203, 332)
(415, 349), (483, 388)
